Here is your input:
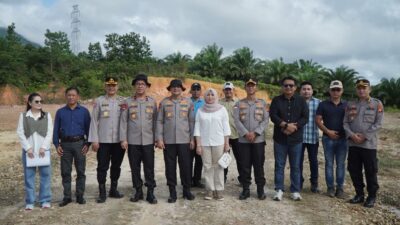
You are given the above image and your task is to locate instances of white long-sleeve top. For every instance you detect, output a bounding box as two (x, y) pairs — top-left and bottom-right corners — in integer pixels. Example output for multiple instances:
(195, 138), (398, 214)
(16, 110), (53, 152)
(194, 107), (231, 146)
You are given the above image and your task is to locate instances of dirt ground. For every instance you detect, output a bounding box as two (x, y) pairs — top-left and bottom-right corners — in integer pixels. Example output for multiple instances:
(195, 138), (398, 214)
(0, 104), (399, 225)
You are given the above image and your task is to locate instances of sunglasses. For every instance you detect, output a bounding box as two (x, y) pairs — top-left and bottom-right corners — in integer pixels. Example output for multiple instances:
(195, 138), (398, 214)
(34, 100), (42, 104)
(191, 88), (201, 91)
(283, 84), (295, 88)
(330, 88), (342, 92)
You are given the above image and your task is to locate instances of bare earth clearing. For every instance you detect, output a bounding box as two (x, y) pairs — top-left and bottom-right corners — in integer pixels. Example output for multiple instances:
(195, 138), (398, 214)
(0, 104), (399, 225)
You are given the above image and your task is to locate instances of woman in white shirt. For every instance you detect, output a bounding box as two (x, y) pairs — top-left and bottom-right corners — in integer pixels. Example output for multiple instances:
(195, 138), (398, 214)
(16, 93), (53, 210)
(194, 88), (231, 200)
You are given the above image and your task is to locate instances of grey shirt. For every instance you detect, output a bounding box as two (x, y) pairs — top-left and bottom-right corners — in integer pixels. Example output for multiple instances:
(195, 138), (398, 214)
(343, 97), (384, 150)
(156, 96), (194, 144)
(88, 95), (125, 143)
(120, 96), (157, 146)
(233, 98), (269, 143)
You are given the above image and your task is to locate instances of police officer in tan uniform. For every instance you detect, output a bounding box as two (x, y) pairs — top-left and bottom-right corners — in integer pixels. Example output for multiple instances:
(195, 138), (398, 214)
(120, 74), (158, 204)
(344, 79), (384, 208)
(156, 79), (196, 203)
(234, 79), (269, 200)
(88, 77), (125, 203)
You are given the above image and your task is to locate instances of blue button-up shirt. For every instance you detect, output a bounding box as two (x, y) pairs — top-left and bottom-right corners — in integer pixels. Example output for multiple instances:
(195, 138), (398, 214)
(53, 104), (91, 147)
(303, 97), (320, 144)
(191, 98), (205, 115)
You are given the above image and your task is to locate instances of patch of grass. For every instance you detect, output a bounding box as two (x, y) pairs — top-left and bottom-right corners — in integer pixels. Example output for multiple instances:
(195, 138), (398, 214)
(379, 153), (400, 170)
(385, 106), (400, 113)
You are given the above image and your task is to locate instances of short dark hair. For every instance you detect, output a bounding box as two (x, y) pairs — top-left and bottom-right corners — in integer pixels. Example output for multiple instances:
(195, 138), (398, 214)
(300, 81), (313, 89)
(65, 87), (80, 95)
(280, 76), (297, 85)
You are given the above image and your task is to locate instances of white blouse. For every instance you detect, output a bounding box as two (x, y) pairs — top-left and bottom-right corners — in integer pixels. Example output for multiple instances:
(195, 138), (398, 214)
(194, 107), (231, 146)
(16, 110), (53, 152)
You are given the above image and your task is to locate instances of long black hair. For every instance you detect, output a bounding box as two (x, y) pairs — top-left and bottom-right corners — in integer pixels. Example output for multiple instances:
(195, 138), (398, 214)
(26, 93), (46, 120)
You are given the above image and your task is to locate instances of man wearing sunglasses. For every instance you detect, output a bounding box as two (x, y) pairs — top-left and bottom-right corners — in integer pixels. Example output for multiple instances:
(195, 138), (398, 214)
(316, 80), (348, 199)
(270, 76), (309, 201)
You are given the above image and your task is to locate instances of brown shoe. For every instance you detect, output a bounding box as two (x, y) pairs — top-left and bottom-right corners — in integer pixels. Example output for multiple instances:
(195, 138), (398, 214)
(215, 191), (224, 201)
(204, 191), (213, 200)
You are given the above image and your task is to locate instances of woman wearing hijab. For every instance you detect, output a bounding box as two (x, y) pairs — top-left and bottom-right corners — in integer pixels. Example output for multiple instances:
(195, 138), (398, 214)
(194, 88), (231, 200)
(17, 93), (53, 210)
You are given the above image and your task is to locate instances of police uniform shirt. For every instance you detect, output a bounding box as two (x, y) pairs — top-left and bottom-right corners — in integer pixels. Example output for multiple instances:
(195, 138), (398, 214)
(233, 98), (269, 143)
(88, 95), (125, 143)
(156, 97), (194, 144)
(119, 96), (157, 146)
(343, 97), (384, 150)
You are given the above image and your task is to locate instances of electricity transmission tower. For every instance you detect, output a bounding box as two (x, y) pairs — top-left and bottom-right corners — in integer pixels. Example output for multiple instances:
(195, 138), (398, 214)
(71, 4), (80, 54)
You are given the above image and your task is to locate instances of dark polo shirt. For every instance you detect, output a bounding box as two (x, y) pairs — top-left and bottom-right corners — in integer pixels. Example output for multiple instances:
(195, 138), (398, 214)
(316, 99), (347, 138)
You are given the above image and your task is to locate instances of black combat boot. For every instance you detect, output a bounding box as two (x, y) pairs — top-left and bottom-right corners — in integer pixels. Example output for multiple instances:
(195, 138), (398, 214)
(168, 186), (177, 203)
(146, 188), (158, 204)
(96, 183), (107, 203)
(130, 187), (144, 202)
(109, 180), (124, 198)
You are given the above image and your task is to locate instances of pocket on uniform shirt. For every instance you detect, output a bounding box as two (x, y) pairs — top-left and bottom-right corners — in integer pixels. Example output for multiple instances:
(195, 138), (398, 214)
(145, 106), (154, 120)
(180, 109), (188, 118)
(363, 110), (375, 123)
(255, 108), (264, 121)
(165, 107), (174, 119)
(129, 108), (138, 121)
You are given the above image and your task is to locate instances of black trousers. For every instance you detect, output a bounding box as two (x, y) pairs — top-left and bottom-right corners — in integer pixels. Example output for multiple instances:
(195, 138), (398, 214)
(60, 140), (86, 199)
(97, 143), (125, 184)
(164, 144), (192, 189)
(224, 138), (242, 183)
(238, 142), (266, 187)
(127, 144), (156, 189)
(348, 146), (379, 197)
(191, 146), (203, 183)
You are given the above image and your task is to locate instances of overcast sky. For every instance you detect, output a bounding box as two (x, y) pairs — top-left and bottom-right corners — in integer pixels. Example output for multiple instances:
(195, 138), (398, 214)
(1, 0), (399, 83)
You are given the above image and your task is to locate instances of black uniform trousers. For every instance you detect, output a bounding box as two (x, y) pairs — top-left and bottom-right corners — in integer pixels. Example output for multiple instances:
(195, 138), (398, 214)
(164, 144), (192, 189)
(127, 144), (156, 188)
(60, 140), (86, 199)
(97, 143), (125, 184)
(238, 142), (266, 187)
(224, 138), (243, 183)
(348, 146), (379, 197)
(191, 146), (203, 183)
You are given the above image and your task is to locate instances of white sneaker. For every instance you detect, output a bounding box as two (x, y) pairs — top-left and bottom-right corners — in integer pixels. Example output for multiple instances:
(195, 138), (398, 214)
(291, 192), (302, 201)
(273, 190), (283, 201)
(25, 204), (34, 211)
(41, 202), (51, 208)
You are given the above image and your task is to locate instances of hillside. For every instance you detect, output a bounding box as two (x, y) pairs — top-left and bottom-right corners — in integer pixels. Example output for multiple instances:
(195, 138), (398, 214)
(0, 27), (41, 47)
(0, 77), (271, 105)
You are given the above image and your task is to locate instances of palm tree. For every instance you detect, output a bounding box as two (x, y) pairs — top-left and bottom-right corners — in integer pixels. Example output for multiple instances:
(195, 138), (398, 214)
(323, 65), (361, 99)
(164, 52), (191, 65)
(190, 43), (223, 77)
(294, 59), (327, 97)
(256, 58), (297, 85)
(372, 77), (400, 107)
(225, 47), (257, 81)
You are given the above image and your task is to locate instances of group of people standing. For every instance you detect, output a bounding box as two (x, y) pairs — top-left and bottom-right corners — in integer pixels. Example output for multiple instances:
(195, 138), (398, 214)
(17, 73), (383, 210)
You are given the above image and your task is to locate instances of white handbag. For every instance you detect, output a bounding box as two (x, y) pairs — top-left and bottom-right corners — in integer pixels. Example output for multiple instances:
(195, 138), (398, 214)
(218, 151), (232, 169)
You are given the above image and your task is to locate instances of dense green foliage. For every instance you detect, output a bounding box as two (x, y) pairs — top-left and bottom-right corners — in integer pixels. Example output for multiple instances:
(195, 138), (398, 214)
(0, 23), (398, 107)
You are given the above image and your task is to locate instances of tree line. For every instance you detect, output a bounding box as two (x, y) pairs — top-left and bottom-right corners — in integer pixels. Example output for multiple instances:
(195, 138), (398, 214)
(0, 23), (399, 108)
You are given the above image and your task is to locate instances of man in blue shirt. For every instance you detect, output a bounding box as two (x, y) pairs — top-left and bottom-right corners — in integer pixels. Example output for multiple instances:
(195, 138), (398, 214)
(316, 80), (348, 199)
(190, 83), (205, 188)
(53, 87), (91, 207)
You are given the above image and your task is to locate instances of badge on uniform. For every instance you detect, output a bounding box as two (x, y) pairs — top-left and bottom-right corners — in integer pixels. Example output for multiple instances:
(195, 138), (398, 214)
(102, 110), (110, 118)
(131, 112), (137, 120)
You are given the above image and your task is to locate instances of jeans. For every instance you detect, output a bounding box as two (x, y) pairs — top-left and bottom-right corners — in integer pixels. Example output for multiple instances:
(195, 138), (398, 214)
(22, 150), (52, 205)
(274, 142), (302, 193)
(322, 136), (348, 189)
(300, 143), (319, 189)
